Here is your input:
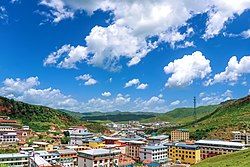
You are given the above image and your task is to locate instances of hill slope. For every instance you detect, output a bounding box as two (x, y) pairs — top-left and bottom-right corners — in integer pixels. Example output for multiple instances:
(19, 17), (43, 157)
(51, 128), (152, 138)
(0, 96), (79, 131)
(160, 95), (250, 140)
(143, 105), (218, 124)
(193, 148), (250, 167)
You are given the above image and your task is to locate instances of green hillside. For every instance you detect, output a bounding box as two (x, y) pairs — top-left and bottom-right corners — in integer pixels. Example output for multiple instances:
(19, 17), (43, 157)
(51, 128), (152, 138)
(0, 96), (80, 131)
(160, 95), (250, 140)
(193, 148), (250, 167)
(143, 105), (218, 124)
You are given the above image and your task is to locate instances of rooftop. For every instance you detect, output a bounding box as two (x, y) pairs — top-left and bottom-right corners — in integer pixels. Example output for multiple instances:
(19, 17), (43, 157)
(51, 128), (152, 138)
(57, 149), (77, 155)
(79, 149), (121, 156)
(148, 135), (169, 140)
(141, 145), (167, 150)
(195, 140), (245, 147)
(0, 153), (29, 159)
(31, 155), (52, 166)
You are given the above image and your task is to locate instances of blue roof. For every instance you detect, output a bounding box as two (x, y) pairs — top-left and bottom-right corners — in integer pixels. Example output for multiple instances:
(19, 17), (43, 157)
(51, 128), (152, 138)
(147, 162), (161, 167)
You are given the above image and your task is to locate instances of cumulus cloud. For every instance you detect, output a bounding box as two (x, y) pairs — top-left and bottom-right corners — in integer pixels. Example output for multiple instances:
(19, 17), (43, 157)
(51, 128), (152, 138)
(164, 51), (211, 87)
(170, 100), (181, 106)
(206, 55), (250, 85)
(75, 74), (97, 86)
(43, 0), (250, 70)
(0, 76), (168, 112)
(39, 0), (74, 23)
(102, 91), (111, 97)
(0, 76), (79, 110)
(137, 83), (148, 90)
(199, 90), (233, 105)
(124, 78), (148, 89)
(44, 44), (87, 69)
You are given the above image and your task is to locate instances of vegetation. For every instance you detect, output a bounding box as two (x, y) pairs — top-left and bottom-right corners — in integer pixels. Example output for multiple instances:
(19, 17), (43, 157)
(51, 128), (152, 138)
(193, 148), (250, 167)
(160, 95), (250, 140)
(142, 105), (218, 124)
(0, 96), (80, 131)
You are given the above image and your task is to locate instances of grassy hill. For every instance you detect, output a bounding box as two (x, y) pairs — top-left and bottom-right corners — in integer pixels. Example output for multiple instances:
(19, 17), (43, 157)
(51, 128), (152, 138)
(193, 148), (250, 167)
(142, 105), (218, 124)
(0, 96), (80, 131)
(160, 95), (250, 140)
(60, 109), (158, 122)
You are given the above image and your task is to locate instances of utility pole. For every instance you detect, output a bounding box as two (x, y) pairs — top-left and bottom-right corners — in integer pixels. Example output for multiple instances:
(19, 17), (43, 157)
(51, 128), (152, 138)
(193, 96), (197, 121)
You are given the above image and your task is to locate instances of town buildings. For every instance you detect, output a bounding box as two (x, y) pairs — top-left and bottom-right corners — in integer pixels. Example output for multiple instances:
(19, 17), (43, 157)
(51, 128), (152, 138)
(0, 126), (18, 144)
(166, 143), (201, 165)
(232, 131), (250, 144)
(78, 148), (121, 167)
(68, 127), (94, 145)
(171, 129), (189, 142)
(195, 140), (246, 159)
(147, 135), (169, 145)
(139, 145), (168, 163)
(0, 153), (29, 167)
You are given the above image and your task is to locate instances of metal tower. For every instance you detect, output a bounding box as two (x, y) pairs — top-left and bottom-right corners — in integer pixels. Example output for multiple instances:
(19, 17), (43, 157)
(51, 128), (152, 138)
(193, 96), (197, 120)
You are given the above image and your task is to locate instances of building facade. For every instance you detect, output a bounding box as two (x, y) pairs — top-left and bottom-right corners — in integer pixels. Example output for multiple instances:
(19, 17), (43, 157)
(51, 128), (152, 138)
(195, 140), (246, 159)
(78, 149), (121, 167)
(0, 153), (29, 167)
(232, 131), (250, 144)
(139, 145), (168, 163)
(171, 129), (189, 142)
(166, 143), (200, 165)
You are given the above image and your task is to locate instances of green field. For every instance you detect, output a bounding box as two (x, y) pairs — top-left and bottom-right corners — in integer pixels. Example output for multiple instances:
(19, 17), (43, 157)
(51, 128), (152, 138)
(193, 149), (250, 167)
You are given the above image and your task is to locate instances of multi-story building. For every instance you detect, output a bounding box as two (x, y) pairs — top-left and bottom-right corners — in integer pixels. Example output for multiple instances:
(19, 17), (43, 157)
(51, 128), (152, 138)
(0, 153), (29, 167)
(82, 138), (105, 149)
(171, 129), (189, 142)
(30, 154), (52, 167)
(78, 148), (121, 167)
(195, 140), (246, 159)
(166, 143), (200, 165)
(0, 126), (18, 144)
(34, 151), (60, 165)
(32, 142), (54, 152)
(147, 135), (169, 145)
(68, 127), (94, 145)
(124, 140), (145, 161)
(232, 131), (250, 144)
(57, 149), (78, 166)
(139, 145), (168, 163)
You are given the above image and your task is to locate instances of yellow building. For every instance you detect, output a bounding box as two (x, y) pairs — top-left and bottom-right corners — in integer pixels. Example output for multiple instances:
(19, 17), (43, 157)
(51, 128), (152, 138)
(167, 143), (200, 165)
(83, 138), (105, 149)
(171, 129), (189, 141)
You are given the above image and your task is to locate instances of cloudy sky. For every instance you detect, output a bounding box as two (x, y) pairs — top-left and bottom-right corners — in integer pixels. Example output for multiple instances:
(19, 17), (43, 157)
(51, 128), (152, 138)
(0, 0), (250, 112)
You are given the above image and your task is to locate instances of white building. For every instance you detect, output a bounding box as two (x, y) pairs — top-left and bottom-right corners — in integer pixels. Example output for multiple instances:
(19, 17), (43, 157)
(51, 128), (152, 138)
(0, 127), (18, 144)
(232, 131), (250, 144)
(68, 127), (94, 145)
(34, 151), (60, 165)
(195, 140), (246, 159)
(30, 154), (52, 167)
(139, 145), (168, 163)
(78, 149), (121, 167)
(0, 153), (29, 167)
(147, 135), (169, 145)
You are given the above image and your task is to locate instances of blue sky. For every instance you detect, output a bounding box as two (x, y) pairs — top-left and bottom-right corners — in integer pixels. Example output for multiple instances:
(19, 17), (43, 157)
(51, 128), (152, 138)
(0, 0), (250, 112)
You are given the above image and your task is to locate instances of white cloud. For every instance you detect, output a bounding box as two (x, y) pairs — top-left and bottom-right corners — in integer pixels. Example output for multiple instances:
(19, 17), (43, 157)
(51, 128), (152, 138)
(0, 76), (79, 110)
(75, 74), (97, 86)
(39, 0), (74, 23)
(124, 79), (140, 88)
(137, 83), (148, 90)
(241, 29), (250, 39)
(199, 90), (233, 105)
(206, 56), (250, 85)
(102, 91), (111, 97)
(170, 100), (181, 106)
(0, 76), (168, 112)
(164, 51), (211, 87)
(124, 78), (148, 89)
(44, 44), (87, 69)
(43, 0), (250, 70)
(0, 6), (8, 22)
